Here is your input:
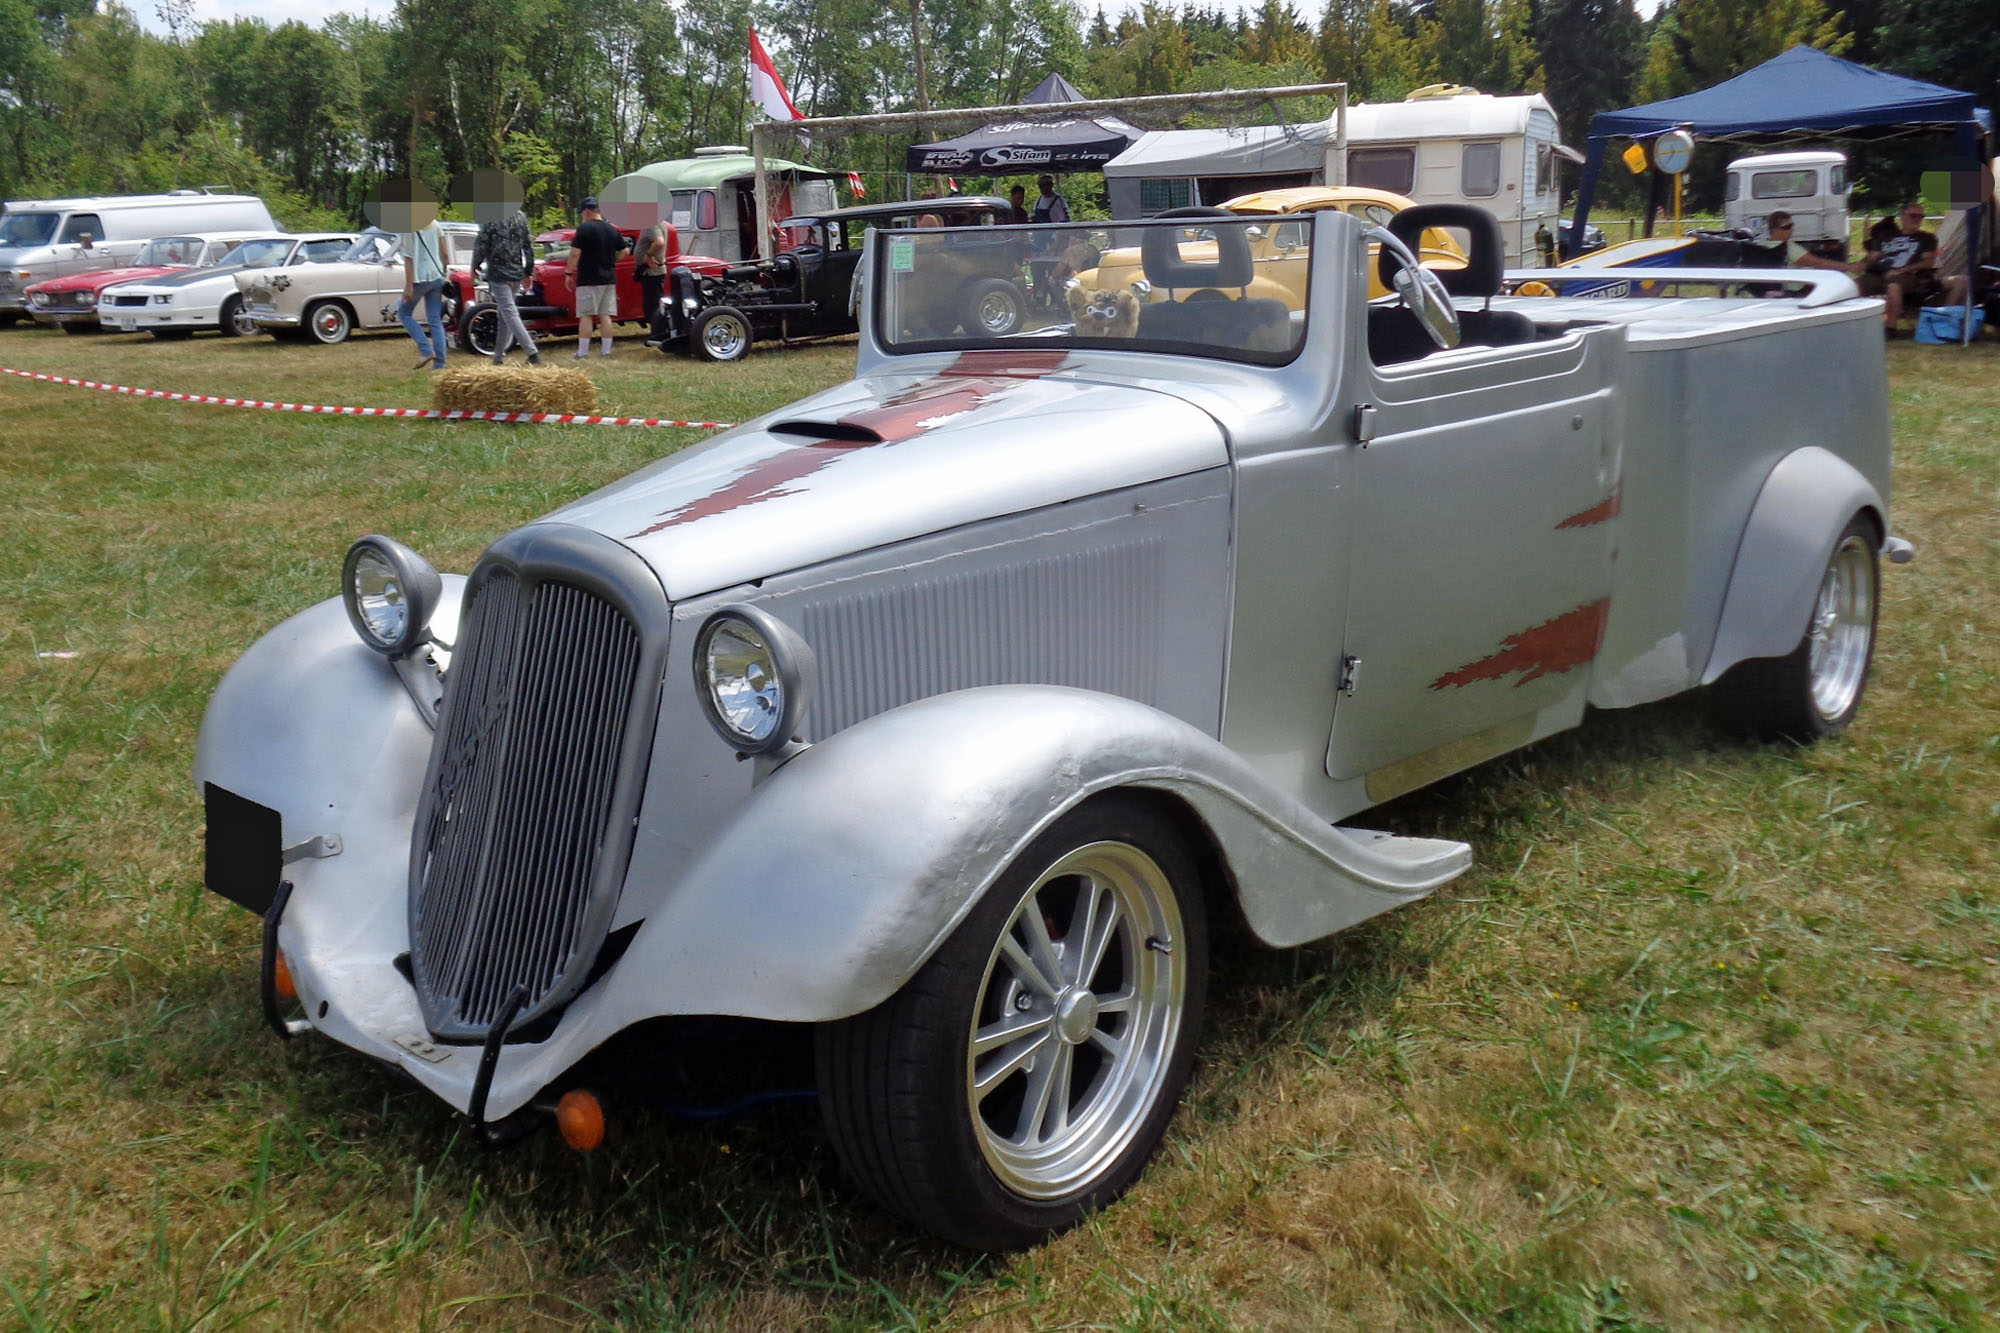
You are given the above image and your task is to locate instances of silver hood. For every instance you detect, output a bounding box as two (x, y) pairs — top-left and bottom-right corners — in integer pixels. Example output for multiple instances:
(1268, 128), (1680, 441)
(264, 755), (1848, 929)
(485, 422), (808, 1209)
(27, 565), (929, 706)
(549, 351), (1230, 600)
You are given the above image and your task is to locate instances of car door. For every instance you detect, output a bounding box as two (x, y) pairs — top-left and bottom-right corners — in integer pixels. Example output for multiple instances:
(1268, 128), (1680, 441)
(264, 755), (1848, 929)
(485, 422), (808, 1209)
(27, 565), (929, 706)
(1326, 333), (1622, 794)
(54, 212), (110, 278)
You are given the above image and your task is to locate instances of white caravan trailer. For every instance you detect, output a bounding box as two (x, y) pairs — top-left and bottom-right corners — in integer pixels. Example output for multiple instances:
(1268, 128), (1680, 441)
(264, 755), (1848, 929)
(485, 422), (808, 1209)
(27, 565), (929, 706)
(1103, 88), (1569, 266)
(1338, 88), (1567, 266)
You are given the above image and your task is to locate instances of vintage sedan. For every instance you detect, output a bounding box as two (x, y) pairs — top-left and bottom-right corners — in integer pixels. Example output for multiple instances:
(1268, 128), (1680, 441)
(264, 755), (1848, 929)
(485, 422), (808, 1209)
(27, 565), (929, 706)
(101, 233), (358, 338)
(656, 196), (1027, 362)
(242, 224), (478, 344)
(196, 205), (1904, 1250)
(1080, 185), (1466, 304)
(25, 233), (258, 331)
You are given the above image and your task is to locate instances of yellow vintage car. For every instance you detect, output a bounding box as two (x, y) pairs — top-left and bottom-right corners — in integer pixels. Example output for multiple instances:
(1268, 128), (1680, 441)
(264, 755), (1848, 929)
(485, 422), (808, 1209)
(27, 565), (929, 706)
(1075, 186), (1468, 305)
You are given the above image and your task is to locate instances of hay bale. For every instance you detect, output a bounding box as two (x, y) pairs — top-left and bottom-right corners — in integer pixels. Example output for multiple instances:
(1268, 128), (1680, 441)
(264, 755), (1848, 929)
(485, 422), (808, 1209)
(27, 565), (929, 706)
(431, 365), (598, 415)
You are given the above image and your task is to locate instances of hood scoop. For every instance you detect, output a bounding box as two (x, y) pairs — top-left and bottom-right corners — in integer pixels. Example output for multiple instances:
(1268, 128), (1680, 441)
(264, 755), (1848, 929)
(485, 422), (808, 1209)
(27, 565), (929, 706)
(768, 419), (884, 444)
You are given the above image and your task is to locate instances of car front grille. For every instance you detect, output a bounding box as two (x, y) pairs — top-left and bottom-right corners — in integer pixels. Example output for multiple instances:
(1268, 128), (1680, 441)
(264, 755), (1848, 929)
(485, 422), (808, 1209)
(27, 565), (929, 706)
(407, 525), (669, 1041)
(112, 294), (147, 307)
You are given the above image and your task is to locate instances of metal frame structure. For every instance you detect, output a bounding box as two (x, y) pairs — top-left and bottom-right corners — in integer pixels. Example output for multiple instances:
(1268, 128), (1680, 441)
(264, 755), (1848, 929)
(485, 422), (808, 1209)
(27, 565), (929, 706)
(748, 83), (1351, 258)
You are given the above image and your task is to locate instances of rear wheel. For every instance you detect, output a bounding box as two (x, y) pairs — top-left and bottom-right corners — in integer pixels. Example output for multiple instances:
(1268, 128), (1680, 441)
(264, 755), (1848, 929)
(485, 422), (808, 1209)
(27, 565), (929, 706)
(218, 294), (255, 337)
(817, 795), (1208, 1250)
(1712, 515), (1878, 742)
(964, 278), (1025, 336)
(692, 306), (752, 362)
(305, 300), (352, 345)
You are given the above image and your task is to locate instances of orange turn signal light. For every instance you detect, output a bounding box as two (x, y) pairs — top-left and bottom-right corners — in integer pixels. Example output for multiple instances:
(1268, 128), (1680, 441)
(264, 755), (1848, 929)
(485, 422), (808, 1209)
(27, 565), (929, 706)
(556, 1089), (606, 1151)
(273, 949), (297, 1001)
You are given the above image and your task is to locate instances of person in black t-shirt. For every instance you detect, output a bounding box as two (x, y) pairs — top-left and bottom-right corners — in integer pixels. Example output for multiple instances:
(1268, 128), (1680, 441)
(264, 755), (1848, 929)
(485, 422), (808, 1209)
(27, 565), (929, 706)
(565, 197), (628, 358)
(1853, 203), (1938, 332)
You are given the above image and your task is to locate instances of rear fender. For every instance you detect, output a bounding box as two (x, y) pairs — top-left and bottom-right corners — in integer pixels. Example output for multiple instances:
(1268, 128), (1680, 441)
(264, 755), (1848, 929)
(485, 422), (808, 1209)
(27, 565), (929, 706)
(1701, 447), (1883, 683)
(595, 685), (1471, 1028)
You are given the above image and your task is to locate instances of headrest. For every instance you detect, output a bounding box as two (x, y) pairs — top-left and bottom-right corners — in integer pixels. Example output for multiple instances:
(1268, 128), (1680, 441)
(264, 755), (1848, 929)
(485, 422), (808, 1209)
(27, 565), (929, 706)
(1141, 207), (1253, 289)
(1379, 204), (1504, 296)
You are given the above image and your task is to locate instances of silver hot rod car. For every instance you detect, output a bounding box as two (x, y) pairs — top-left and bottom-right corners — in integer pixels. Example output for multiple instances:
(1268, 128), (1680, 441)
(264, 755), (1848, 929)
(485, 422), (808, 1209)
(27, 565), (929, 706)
(196, 204), (1906, 1250)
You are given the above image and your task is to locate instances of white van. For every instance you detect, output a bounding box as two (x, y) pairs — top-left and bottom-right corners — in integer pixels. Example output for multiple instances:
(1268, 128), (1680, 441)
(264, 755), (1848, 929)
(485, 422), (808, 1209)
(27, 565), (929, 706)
(1104, 88), (1571, 266)
(0, 191), (278, 323)
(1725, 151), (1850, 248)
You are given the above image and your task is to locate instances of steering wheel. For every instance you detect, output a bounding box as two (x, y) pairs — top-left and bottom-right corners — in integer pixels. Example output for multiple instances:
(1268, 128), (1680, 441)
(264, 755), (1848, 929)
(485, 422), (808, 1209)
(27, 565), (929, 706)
(1368, 226), (1460, 351)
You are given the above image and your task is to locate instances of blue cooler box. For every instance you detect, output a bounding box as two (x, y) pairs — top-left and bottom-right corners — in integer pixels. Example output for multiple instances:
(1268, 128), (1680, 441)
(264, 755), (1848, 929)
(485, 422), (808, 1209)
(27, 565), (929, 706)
(1914, 305), (1986, 343)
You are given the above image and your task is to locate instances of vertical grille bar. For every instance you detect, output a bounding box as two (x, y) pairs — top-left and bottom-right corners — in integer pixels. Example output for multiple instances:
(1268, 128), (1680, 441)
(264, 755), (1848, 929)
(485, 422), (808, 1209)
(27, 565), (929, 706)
(407, 526), (668, 1042)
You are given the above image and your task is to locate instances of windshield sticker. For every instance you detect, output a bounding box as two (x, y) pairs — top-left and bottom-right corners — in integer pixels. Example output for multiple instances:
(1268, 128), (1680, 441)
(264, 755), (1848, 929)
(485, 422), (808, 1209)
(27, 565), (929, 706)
(889, 238), (915, 272)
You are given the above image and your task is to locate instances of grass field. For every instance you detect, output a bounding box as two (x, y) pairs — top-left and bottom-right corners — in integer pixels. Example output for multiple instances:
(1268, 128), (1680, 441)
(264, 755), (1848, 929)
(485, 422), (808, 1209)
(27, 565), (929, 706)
(1, 321), (1996, 1332)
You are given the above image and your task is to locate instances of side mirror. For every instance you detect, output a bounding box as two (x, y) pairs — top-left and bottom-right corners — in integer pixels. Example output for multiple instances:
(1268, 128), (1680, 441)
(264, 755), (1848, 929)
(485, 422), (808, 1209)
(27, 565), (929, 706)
(78, 234), (94, 249)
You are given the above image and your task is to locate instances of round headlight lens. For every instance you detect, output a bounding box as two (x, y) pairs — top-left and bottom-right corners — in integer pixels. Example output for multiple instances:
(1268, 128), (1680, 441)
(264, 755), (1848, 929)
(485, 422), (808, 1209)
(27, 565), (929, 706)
(705, 619), (783, 744)
(341, 535), (442, 657)
(694, 606), (815, 754)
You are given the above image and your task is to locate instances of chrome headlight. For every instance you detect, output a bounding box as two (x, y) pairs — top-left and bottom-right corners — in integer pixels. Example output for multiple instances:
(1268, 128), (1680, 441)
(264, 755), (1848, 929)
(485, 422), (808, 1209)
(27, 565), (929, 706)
(341, 535), (442, 658)
(693, 605), (815, 754)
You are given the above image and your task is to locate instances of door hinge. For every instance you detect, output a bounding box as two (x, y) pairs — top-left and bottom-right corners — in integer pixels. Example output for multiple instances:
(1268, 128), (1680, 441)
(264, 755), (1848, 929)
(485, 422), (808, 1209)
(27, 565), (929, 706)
(1352, 403), (1378, 446)
(1338, 655), (1362, 697)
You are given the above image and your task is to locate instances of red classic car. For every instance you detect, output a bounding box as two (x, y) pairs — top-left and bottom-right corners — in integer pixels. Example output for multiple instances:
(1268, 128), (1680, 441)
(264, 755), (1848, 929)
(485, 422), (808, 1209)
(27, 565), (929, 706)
(448, 226), (729, 355)
(25, 233), (257, 331)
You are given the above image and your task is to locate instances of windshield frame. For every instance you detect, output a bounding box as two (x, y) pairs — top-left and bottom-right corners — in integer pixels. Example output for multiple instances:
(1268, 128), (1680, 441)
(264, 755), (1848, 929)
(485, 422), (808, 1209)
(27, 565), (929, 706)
(340, 232), (399, 264)
(870, 217), (1311, 369)
(232, 238), (296, 269)
(132, 236), (206, 267)
(0, 211), (62, 249)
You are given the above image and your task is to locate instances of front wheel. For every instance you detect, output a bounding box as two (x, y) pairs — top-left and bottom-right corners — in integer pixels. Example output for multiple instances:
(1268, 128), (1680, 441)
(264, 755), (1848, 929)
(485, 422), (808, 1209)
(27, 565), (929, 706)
(456, 302), (499, 356)
(691, 305), (752, 362)
(218, 294), (254, 337)
(304, 300), (352, 345)
(817, 795), (1208, 1250)
(1712, 515), (1879, 742)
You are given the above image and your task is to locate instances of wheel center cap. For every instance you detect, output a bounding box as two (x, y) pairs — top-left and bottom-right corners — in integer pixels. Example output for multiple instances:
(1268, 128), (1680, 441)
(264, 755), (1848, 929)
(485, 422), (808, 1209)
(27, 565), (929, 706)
(1054, 987), (1099, 1045)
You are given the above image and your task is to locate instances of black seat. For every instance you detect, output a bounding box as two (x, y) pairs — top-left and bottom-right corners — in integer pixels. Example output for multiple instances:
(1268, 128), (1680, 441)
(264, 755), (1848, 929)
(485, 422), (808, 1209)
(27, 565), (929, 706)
(1374, 204), (1540, 358)
(1137, 211), (1293, 352)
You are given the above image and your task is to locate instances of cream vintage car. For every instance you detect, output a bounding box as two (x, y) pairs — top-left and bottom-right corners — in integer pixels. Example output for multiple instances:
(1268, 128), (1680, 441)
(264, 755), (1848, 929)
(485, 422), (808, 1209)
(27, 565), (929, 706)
(99, 232), (357, 339)
(197, 206), (1906, 1250)
(239, 224), (478, 344)
(1078, 186), (1468, 305)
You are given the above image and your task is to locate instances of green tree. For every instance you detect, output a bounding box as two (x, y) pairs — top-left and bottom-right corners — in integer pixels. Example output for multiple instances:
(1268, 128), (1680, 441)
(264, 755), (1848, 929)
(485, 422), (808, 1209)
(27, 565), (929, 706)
(1532, 0), (1642, 149)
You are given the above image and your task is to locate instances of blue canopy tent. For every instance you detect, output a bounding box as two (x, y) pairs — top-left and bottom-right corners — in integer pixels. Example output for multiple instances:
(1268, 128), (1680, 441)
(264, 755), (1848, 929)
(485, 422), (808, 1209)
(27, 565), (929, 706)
(1568, 47), (1992, 339)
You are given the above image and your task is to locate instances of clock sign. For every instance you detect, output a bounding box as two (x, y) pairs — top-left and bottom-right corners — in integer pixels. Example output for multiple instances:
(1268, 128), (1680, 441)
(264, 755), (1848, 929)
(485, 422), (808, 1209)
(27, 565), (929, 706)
(1653, 130), (1695, 175)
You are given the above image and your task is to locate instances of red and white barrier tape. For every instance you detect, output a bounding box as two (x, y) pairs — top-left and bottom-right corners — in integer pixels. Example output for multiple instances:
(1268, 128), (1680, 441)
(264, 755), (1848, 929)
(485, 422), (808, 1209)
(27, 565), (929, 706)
(0, 366), (735, 429)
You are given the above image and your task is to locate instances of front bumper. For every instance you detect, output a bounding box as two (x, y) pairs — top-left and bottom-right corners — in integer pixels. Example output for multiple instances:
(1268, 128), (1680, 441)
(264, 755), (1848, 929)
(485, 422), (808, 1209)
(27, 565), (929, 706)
(30, 307), (100, 326)
(246, 308), (301, 329)
(100, 305), (220, 331)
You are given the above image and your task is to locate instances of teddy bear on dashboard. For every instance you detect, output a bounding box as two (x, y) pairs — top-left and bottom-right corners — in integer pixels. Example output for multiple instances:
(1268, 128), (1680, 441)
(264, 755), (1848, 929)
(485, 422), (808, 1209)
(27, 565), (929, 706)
(1066, 282), (1142, 338)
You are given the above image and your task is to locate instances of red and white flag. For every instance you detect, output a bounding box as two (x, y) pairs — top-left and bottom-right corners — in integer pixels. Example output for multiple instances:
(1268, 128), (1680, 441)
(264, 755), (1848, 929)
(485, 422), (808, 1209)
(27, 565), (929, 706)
(748, 28), (803, 124)
(846, 171), (867, 198)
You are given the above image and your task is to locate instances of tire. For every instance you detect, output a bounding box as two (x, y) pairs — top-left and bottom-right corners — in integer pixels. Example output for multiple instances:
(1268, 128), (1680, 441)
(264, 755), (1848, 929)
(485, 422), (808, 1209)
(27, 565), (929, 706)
(691, 305), (752, 362)
(149, 328), (194, 341)
(1712, 515), (1879, 742)
(217, 294), (255, 338)
(816, 795), (1209, 1250)
(304, 300), (352, 345)
(457, 302), (499, 356)
(964, 278), (1024, 336)
(0, 312), (20, 326)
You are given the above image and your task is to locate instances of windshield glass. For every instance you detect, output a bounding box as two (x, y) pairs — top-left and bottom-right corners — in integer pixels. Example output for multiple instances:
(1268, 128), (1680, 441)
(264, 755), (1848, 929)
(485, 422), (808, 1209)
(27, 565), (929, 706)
(876, 217), (1307, 365)
(232, 238), (294, 268)
(133, 236), (204, 267)
(340, 232), (398, 263)
(0, 211), (61, 248)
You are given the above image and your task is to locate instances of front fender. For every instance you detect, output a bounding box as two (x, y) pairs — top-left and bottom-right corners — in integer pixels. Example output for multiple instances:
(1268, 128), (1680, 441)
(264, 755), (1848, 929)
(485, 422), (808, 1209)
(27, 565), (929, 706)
(1701, 447), (1884, 683)
(596, 685), (1471, 1029)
